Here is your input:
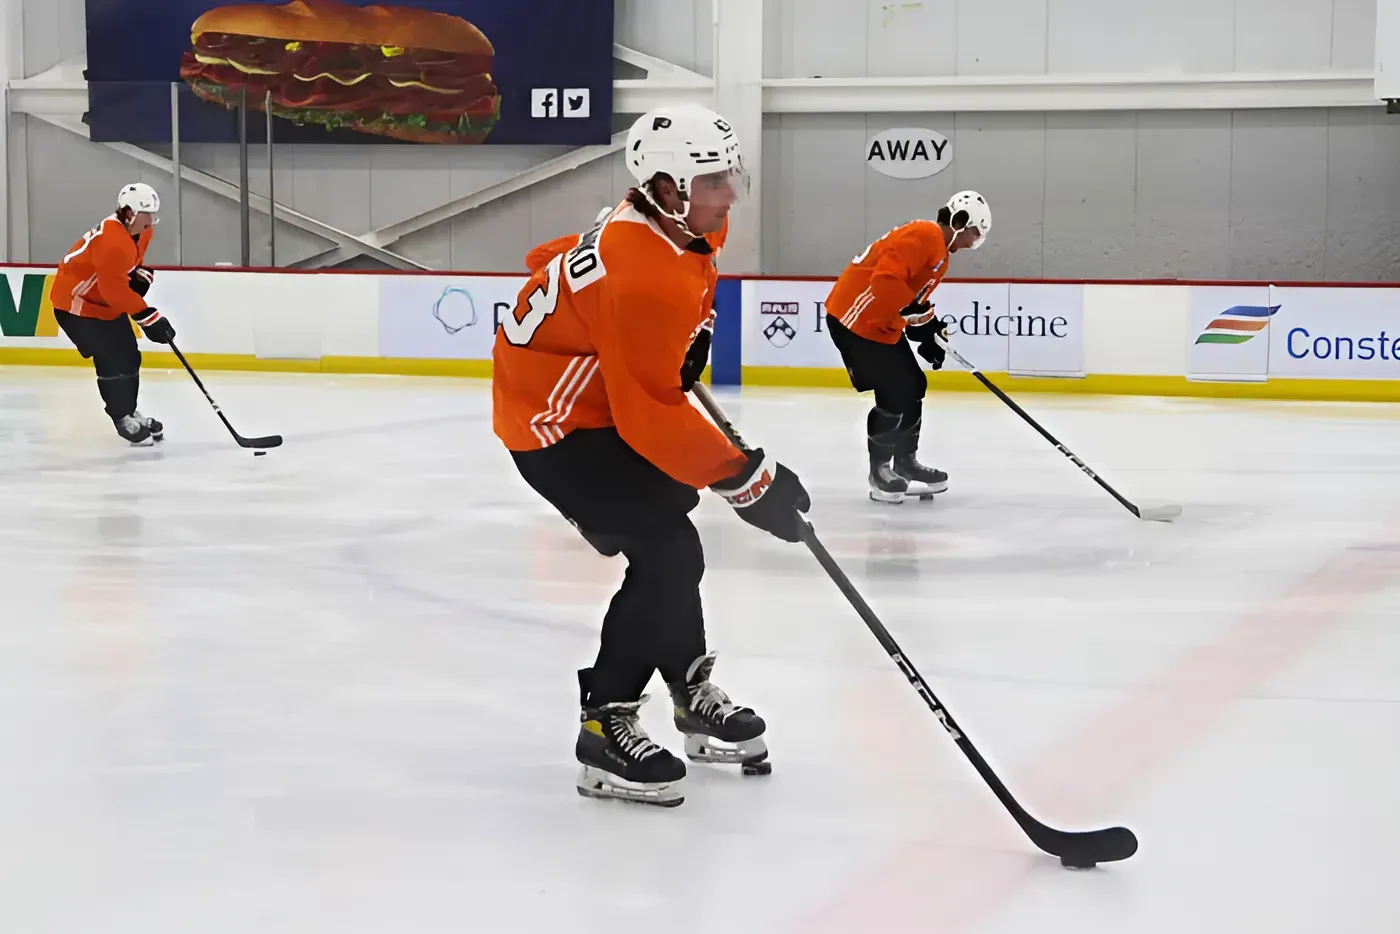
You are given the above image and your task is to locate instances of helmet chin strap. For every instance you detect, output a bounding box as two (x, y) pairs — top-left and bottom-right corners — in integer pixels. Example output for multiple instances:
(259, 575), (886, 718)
(643, 182), (699, 240)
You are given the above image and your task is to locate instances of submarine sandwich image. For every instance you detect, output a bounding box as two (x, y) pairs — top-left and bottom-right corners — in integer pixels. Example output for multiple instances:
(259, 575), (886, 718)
(179, 0), (501, 143)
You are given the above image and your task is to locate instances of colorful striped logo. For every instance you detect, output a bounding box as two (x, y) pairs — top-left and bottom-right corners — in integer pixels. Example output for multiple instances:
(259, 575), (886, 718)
(1194, 305), (1281, 345)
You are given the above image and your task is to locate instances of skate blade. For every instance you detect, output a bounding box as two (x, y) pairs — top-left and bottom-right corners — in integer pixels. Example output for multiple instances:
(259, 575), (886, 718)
(576, 766), (684, 808)
(683, 734), (768, 767)
(868, 489), (906, 504)
(900, 479), (948, 497)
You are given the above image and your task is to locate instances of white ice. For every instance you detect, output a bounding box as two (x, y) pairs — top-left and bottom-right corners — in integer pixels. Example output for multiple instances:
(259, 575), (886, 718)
(2, 365), (1399, 934)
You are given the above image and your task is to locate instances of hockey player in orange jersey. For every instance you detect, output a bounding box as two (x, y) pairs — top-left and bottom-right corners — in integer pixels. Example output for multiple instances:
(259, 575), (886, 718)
(51, 183), (176, 445)
(824, 192), (992, 502)
(493, 104), (810, 807)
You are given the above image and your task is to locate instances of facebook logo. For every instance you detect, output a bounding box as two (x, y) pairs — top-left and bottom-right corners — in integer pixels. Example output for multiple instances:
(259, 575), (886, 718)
(530, 88), (558, 118)
(532, 88), (591, 119)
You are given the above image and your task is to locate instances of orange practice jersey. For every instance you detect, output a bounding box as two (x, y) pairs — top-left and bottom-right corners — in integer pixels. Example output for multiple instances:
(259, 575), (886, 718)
(51, 216), (153, 320)
(493, 206), (744, 490)
(825, 220), (949, 344)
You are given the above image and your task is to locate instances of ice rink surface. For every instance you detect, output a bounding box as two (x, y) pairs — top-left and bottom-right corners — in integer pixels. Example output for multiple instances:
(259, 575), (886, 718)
(3, 365), (1400, 934)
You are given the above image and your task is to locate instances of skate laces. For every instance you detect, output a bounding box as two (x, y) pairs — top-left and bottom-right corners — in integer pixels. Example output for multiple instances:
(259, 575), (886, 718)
(689, 680), (743, 723)
(602, 700), (664, 761)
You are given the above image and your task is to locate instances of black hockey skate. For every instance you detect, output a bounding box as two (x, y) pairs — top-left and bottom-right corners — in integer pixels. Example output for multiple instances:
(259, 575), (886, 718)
(133, 411), (164, 442)
(576, 670), (686, 807)
(868, 459), (910, 504)
(113, 414), (153, 446)
(668, 653), (770, 776)
(892, 454), (948, 497)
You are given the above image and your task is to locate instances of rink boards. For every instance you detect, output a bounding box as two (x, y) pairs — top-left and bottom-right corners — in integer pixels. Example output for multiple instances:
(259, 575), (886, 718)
(2, 264), (1399, 401)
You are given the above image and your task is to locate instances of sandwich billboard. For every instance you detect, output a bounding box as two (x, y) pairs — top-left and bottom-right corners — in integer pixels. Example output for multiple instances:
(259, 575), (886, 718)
(83, 0), (614, 145)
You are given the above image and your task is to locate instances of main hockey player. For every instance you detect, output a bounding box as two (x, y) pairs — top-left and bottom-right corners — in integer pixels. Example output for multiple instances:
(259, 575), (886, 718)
(51, 183), (176, 445)
(492, 104), (810, 807)
(824, 193), (992, 502)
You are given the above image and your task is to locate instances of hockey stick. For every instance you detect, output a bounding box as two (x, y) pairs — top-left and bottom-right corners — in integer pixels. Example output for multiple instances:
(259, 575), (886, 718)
(937, 342), (1181, 523)
(169, 343), (283, 449)
(691, 383), (1138, 868)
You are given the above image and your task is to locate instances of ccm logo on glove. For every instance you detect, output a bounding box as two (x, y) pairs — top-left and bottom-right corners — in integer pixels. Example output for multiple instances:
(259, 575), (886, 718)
(726, 464), (773, 506)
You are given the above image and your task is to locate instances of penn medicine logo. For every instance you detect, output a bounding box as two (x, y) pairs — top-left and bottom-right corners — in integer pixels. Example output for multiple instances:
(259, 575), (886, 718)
(1195, 305), (1281, 345)
(866, 128), (951, 179)
(761, 301), (799, 347)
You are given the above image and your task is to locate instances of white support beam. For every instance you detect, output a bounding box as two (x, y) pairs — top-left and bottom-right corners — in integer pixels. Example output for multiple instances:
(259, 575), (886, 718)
(298, 130), (628, 267)
(762, 71), (1380, 113)
(713, 0), (762, 274)
(613, 43), (711, 83)
(8, 61), (1379, 123)
(27, 112), (428, 270)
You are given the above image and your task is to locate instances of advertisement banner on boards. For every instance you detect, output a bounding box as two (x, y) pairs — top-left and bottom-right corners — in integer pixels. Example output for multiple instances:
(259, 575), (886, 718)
(1186, 285), (1274, 382)
(1268, 287), (1400, 379)
(84, 0), (613, 145)
(379, 275), (525, 359)
(1005, 283), (1084, 377)
(742, 279), (842, 369)
(926, 281), (1011, 373)
(742, 279), (1084, 376)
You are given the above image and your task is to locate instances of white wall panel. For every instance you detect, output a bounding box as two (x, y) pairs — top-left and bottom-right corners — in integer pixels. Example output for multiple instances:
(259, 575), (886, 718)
(1332, 0), (1378, 67)
(763, 0), (1364, 78)
(21, 0), (84, 76)
(1322, 109), (1400, 280)
(1133, 111), (1234, 280)
(864, 0), (957, 78)
(771, 0), (869, 78)
(957, 0), (1049, 75)
(1042, 112), (1137, 278)
(1046, 0), (1235, 74)
(613, 0), (713, 76)
(944, 113), (1047, 279)
(1228, 109), (1329, 280)
(1235, 0), (1335, 71)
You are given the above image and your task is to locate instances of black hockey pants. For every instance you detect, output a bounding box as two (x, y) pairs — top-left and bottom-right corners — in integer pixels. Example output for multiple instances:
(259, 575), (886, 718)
(511, 427), (708, 706)
(826, 314), (926, 461)
(55, 310), (142, 421)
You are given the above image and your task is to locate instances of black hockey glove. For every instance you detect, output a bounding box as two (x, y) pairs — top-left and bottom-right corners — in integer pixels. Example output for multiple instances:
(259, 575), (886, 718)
(679, 326), (711, 392)
(711, 448), (811, 543)
(132, 307), (175, 344)
(906, 317), (949, 370)
(899, 296), (938, 328)
(129, 266), (154, 298)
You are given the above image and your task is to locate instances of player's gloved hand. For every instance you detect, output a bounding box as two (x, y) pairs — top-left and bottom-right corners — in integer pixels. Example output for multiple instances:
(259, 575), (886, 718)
(128, 266), (154, 298)
(906, 317), (949, 370)
(899, 296), (938, 327)
(679, 326), (711, 392)
(711, 448), (811, 543)
(132, 307), (175, 344)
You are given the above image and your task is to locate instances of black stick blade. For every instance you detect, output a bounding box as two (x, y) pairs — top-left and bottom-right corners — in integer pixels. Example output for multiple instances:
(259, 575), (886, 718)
(1036, 825), (1138, 867)
(238, 434), (283, 450)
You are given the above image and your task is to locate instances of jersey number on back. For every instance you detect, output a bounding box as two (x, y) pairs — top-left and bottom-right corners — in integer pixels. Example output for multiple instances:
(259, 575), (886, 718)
(502, 254), (564, 347)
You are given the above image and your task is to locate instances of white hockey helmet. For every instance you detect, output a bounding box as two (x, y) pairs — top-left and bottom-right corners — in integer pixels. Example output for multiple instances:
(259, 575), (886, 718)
(944, 190), (990, 249)
(118, 182), (160, 220)
(625, 103), (748, 228)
